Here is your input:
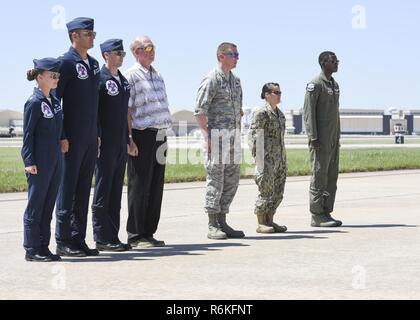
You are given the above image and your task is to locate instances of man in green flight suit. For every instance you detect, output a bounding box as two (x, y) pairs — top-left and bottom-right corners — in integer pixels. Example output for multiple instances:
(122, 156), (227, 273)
(303, 51), (343, 228)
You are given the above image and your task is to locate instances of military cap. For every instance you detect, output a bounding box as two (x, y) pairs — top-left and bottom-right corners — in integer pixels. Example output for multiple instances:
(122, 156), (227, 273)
(66, 17), (94, 32)
(100, 39), (124, 53)
(33, 58), (61, 72)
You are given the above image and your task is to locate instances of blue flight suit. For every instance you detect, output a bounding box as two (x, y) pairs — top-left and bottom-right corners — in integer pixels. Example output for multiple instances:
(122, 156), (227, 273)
(92, 66), (130, 244)
(55, 46), (101, 248)
(21, 88), (63, 255)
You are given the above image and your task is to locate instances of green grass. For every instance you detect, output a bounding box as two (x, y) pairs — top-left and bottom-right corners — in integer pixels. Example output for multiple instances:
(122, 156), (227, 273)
(0, 148), (28, 192)
(2, 147), (420, 193)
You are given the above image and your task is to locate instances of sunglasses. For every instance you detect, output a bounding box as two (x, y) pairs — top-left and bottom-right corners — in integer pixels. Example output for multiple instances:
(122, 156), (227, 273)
(79, 30), (97, 38)
(47, 72), (60, 80)
(270, 91), (282, 96)
(224, 52), (239, 59)
(140, 44), (155, 53)
(112, 51), (127, 57)
(328, 59), (340, 64)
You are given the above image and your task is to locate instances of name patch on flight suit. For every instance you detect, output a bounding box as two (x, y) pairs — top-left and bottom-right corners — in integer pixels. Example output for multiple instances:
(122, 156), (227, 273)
(106, 80), (119, 96)
(327, 88), (334, 95)
(307, 83), (315, 92)
(94, 66), (101, 75)
(76, 63), (89, 80)
(41, 102), (54, 119)
(54, 104), (62, 114)
(334, 88), (340, 95)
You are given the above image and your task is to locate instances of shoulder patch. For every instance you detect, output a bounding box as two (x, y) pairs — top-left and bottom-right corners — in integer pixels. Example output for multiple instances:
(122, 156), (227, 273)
(306, 83), (316, 92)
(106, 80), (119, 96)
(76, 63), (89, 80)
(41, 102), (54, 119)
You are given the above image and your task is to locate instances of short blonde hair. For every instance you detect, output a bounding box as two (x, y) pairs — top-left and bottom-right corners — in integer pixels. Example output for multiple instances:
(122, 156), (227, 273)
(217, 42), (237, 56)
(130, 36), (151, 56)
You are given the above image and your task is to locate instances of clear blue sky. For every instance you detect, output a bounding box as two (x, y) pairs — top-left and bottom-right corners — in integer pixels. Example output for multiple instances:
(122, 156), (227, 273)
(1, 0), (419, 112)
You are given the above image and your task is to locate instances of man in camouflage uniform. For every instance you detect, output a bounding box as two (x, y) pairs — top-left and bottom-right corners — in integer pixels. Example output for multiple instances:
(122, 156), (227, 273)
(303, 51), (343, 227)
(194, 42), (245, 240)
(248, 83), (288, 233)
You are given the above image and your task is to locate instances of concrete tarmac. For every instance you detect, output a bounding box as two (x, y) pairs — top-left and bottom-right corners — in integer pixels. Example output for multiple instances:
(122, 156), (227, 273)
(0, 170), (419, 300)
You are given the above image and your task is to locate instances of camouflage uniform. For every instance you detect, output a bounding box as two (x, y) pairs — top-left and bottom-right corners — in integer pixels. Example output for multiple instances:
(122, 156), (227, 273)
(194, 66), (243, 216)
(248, 103), (287, 216)
(303, 72), (340, 216)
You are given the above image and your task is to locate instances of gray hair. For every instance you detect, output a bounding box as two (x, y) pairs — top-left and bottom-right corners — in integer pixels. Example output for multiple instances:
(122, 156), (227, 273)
(130, 36), (151, 56)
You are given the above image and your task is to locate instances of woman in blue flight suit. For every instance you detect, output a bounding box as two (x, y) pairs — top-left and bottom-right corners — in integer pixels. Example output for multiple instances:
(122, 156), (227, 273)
(22, 58), (65, 262)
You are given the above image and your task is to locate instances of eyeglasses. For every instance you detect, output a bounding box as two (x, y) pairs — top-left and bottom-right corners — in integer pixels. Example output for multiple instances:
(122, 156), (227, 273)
(79, 30), (97, 38)
(139, 44), (155, 53)
(47, 72), (60, 80)
(224, 51), (239, 59)
(270, 91), (282, 96)
(112, 51), (126, 57)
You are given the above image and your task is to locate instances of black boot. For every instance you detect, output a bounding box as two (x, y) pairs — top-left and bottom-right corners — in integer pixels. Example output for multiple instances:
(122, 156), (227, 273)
(56, 245), (86, 257)
(325, 213), (343, 227)
(267, 213), (287, 233)
(79, 242), (100, 256)
(311, 214), (342, 227)
(217, 214), (245, 238)
(41, 248), (62, 261)
(25, 253), (53, 262)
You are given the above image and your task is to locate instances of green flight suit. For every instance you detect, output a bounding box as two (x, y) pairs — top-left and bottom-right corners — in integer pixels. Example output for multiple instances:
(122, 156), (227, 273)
(303, 72), (341, 216)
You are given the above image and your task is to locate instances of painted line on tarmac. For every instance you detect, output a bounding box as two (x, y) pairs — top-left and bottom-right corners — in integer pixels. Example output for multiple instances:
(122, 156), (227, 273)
(1, 171), (419, 203)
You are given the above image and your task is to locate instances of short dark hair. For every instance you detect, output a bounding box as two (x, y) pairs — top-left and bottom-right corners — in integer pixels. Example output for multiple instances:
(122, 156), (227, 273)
(261, 82), (280, 100)
(69, 32), (75, 43)
(319, 51), (336, 67)
(68, 29), (82, 44)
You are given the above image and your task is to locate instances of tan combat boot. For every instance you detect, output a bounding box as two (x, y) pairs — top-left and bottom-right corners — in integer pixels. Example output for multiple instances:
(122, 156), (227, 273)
(256, 214), (275, 234)
(267, 212), (288, 233)
(208, 214), (228, 240)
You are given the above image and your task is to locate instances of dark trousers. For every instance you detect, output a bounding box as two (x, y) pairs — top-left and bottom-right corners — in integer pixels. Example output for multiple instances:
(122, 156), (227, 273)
(55, 140), (97, 247)
(126, 129), (167, 242)
(92, 147), (127, 244)
(24, 155), (61, 255)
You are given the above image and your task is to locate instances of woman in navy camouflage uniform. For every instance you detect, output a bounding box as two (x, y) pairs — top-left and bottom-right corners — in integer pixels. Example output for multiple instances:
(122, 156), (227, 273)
(248, 83), (288, 234)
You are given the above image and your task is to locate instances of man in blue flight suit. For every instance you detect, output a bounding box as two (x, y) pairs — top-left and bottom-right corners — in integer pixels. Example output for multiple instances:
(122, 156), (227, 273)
(92, 39), (132, 252)
(55, 17), (101, 257)
(22, 58), (64, 262)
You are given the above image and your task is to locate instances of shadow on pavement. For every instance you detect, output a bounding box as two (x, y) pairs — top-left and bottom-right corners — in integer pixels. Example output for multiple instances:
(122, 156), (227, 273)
(243, 235), (328, 241)
(286, 230), (349, 234)
(340, 224), (418, 229)
(61, 242), (248, 263)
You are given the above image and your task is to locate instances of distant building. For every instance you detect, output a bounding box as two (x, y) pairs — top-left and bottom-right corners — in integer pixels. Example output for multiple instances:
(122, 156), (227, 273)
(171, 110), (199, 136)
(406, 110), (420, 134)
(0, 109), (23, 137)
(289, 108), (420, 135)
